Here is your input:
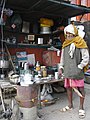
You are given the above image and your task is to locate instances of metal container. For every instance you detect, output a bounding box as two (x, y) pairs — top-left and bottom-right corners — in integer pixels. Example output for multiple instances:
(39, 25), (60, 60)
(40, 26), (51, 34)
(0, 60), (9, 68)
(23, 62), (29, 70)
(16, 85), (38, 108)
(19, 106), (37, 120)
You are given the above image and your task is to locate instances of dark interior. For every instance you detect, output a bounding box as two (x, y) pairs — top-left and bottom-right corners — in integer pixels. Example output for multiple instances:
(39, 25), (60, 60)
(0, 0), (90, 22)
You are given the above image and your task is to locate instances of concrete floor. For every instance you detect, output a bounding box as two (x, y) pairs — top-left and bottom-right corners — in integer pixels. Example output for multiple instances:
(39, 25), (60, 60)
(38, 83), (90, 120)
(0, 83), (90, 120)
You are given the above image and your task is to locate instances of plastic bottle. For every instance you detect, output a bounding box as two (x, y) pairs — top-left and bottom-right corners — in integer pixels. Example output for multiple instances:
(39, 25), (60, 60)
(36, 61), (40, 71)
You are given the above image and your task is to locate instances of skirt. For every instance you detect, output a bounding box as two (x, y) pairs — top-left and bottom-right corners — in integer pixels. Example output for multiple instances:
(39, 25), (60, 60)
(64, 78), (84, 88)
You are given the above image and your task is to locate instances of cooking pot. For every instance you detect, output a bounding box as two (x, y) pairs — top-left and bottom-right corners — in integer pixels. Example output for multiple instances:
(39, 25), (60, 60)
(0, 60), (9, 68)
(40, 26), (51, 34)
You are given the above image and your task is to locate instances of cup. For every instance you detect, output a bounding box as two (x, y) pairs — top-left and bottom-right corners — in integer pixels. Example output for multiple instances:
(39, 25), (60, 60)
(55, 72), (58, 79)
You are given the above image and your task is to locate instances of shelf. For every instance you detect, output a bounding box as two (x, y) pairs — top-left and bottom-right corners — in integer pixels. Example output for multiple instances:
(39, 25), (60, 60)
(4, 27), (63, 36)
(3, 28), (29, 35)
(4, 28), (50, 35)
(3, 28), (62, 49)
(6, 42), (61, 49)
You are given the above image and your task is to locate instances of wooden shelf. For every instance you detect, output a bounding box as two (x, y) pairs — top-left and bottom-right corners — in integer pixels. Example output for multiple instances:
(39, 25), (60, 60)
(6, 42), (61, 49)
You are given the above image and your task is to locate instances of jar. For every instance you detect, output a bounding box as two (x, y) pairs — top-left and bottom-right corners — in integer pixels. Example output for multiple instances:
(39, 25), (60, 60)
(41, 66), (47, 77)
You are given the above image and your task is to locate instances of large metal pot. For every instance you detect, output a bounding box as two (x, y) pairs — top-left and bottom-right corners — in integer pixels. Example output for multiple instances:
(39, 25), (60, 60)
(0, 60), (9, 68)
(40, 26), (51, 34)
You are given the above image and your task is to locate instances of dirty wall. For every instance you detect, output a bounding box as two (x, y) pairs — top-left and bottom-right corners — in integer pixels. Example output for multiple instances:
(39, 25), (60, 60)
(71, 0), (90, 21)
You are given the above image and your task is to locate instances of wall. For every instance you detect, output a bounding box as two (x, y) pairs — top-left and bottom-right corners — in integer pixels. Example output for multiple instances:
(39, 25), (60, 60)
(6, 31), (63, 65)
(8, 47), (47, 65)
(71, 0), (90, 21)
(71, 0), (90, 53)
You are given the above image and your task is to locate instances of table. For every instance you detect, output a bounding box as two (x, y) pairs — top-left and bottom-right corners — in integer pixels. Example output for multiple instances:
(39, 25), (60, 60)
(0, 80), (17, 112)
(0, 78), (64, 110)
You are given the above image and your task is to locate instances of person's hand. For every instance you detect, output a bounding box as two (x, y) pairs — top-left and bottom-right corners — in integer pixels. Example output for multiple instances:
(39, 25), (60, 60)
(78, 64), (83, 70)
(58, 68), (64, 79)
(58, 69), (62, 75)
(58, 67), (64, 77)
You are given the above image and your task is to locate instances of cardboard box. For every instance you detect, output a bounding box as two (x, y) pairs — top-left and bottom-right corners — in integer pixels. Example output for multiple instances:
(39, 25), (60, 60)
(42, 51), (60, 66)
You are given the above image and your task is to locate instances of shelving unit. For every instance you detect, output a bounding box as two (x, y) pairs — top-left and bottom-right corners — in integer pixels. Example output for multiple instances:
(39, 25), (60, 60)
(2, 27), (63, 49)
(0, 17), (63, 67)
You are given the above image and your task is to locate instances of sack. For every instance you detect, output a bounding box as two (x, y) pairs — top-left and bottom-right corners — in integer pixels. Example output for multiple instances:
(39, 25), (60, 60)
(41, 84), (53, 101)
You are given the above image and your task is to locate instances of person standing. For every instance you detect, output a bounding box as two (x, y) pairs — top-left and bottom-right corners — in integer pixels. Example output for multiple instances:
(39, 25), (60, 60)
(59, 23), (89, 119)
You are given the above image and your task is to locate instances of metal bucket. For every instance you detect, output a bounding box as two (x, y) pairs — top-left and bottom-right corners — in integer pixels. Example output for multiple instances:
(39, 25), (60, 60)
(16, 85), (38, 108)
